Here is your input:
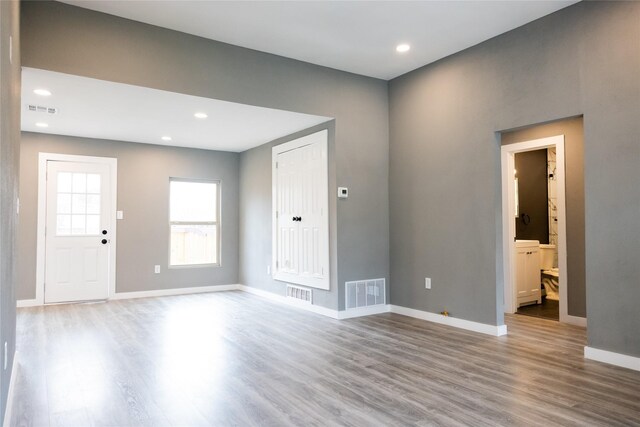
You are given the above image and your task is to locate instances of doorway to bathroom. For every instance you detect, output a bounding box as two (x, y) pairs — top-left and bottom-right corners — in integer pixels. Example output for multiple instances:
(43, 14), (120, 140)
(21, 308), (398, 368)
(501, 135), (571, 323)
(514, 147), (559, 320)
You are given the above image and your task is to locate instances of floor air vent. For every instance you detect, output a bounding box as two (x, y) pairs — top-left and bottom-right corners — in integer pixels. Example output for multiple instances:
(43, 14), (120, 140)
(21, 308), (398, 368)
(346, 278), (385, 310)
(286, 285), (312, 304)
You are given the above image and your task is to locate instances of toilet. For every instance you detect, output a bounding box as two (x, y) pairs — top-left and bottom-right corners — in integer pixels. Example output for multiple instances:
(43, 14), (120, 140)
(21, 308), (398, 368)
(540, 244), (559, 300)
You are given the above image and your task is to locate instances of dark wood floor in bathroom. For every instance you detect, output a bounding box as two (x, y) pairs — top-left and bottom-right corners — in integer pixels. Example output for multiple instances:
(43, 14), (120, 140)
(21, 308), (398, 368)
(9, 291), (640, 426)
(517, 298), (559, 320)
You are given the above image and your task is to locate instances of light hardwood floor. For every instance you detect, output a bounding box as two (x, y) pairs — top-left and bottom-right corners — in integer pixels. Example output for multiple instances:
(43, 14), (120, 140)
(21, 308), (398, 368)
(8, 291), (640, 426)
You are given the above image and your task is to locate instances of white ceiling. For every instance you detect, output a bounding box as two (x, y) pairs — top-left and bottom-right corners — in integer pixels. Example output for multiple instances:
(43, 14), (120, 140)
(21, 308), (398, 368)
(60, 0), (579, 80)
(21, 68), (331, 152)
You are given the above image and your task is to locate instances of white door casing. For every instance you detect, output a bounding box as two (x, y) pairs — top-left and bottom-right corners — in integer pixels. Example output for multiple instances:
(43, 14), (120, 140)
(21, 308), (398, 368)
(500, 135), (583, 326)
(36, 153), (117, 305)
(272, 130), (329, 290)
(44, 161), (111, 303)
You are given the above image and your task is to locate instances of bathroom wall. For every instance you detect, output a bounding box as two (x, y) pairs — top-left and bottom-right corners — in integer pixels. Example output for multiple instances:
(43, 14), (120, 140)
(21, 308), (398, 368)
(514, 149), (549, 244)
(502, 117), (585, 318)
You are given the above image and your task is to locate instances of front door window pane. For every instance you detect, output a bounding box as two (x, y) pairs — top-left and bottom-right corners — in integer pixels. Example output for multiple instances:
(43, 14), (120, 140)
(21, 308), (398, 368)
(57, 172), (101, 236)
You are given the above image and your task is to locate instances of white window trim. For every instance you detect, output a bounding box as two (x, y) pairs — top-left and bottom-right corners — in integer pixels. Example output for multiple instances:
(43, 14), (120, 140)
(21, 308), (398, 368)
(168, 178), (221, 268)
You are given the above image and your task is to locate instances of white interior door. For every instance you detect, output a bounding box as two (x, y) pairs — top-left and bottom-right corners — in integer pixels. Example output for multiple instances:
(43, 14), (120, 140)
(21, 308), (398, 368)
(44, 161), (112, 303)
(273, 130), (329, 290)
(276, 148), (300, 277)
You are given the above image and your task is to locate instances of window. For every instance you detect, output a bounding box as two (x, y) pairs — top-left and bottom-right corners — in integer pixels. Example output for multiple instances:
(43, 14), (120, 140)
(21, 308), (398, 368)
(169, 179), (219, 266)
(56, 172), (101, 236)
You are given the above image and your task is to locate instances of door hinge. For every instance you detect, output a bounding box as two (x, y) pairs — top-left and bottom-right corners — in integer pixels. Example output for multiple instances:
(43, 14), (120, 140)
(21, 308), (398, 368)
(276, 161), (279, 169)
(276, 261), (279, 268)
(276, 211), (279, 218)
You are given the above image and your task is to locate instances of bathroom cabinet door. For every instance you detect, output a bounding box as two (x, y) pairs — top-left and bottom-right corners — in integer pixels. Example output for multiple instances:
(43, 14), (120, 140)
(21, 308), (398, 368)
(515, 242), (542, 307)
(515, 247), (532, 300)
(526, 248), (541, 299)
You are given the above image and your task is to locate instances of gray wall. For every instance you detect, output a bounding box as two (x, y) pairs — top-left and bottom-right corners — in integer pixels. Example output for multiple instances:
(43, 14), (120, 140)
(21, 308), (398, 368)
(21, 0), (389, 311)
(514, 149), (549, 244)
(18, 132), (239, 299)
(0, 0), (19, 421)
(239, 122), (339, 309)
(502, 116), (586, 317)
(389, 2), (639, 356)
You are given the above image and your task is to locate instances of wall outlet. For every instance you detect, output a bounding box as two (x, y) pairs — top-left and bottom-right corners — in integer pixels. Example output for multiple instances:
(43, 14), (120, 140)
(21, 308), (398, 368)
(4, 342), (7, 370)
(425, 277), (431, 289)
(154, 265), (161, 274)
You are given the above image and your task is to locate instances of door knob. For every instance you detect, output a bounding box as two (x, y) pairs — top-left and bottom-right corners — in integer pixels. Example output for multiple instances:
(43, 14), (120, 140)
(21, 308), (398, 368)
(102, 230), (108, 235)
(101, 239), (108, 245)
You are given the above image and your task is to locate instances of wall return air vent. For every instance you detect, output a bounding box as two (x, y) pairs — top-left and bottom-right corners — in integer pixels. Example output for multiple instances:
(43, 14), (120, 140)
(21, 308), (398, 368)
(345, 278), (386, 310)
(286, 284), (312, 304)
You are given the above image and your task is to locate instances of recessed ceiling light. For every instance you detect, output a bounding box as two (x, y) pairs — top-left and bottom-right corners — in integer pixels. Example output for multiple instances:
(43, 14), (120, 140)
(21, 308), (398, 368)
(194, 112), (208, 119)
(35, 122), (49, 128)
(396, 44), (411, 53)
(161, 136), (172, 141)
(33, 88), (52, 96)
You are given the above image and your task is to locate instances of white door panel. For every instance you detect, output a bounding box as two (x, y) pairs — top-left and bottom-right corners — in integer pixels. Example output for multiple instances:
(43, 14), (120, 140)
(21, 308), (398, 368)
(45, 161), (111, 303)
(273, 130), (329, 290)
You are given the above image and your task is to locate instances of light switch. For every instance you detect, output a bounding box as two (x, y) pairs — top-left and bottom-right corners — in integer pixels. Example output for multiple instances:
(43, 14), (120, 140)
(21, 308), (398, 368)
(116, 210), (124, 220)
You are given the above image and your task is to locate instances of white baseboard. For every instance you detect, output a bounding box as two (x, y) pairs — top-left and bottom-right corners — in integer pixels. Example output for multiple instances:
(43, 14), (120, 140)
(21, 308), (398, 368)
(16, 299), (40, 308)
(17, 285), (241, 307)
(238, 285), (341, 319)
(564, 314), (587, 327)
(584, 346), (640, 372)
(390, 305), (508, 337)
(238, 285), (393, 320)
(110, 284), (241, 300)
(3, 351), (18, 427)
(338, 304), (391, 319)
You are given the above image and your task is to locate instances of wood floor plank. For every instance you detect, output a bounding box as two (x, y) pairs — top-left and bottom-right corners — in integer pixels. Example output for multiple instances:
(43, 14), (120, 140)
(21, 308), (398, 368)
(7, 291), (640, 426)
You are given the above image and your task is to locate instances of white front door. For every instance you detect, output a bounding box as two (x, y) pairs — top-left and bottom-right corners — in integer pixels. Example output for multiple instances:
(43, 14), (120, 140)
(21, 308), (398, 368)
(44, 160), (112, 303)
(273, 130), (329, 290)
